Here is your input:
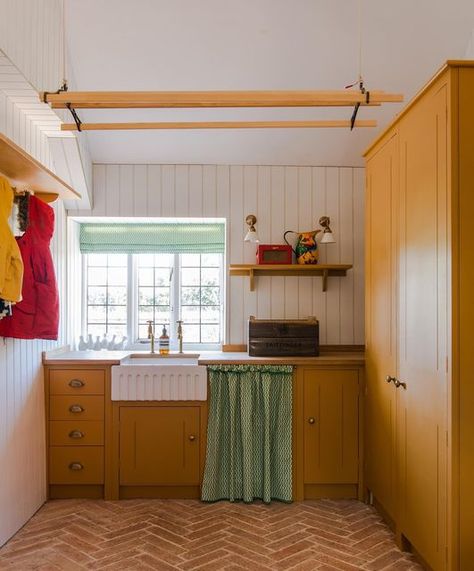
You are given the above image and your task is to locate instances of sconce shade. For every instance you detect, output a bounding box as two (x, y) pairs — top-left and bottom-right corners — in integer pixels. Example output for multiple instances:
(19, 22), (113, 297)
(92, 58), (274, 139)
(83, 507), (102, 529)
(320, 230), (336, 244)
(244, 214), (260, 243)
(244, 228), (260, 243)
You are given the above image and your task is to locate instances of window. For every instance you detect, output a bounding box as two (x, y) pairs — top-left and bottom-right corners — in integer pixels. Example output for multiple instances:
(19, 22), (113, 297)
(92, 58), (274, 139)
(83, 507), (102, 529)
(84, 252), (224, 348)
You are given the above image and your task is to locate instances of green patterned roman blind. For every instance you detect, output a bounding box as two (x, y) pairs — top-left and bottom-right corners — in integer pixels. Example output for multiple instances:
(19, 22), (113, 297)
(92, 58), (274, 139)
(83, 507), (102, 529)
(79, 222), (225, 254)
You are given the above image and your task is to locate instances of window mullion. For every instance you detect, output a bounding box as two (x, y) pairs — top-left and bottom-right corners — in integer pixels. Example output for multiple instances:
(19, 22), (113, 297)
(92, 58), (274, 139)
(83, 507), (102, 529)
(169, 253), (180, 348)
(128, 253), (136, 345)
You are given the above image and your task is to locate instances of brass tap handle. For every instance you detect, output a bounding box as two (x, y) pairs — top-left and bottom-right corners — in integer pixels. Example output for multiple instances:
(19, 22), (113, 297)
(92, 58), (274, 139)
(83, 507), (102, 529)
(147, 320), (155, 354)
(308, 417), (316, 424)
(69, 462), (84, 471)
(69, 379), (85, 388)
(188, 435), (196, 441)
(69, 404), (84, 413)
(177, 320), (184, 353)
(69, 430), (84, 439)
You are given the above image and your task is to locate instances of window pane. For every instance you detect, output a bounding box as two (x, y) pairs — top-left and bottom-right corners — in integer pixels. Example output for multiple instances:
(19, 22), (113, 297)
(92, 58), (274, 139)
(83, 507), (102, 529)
(201, 287), (219, 305)
(181, 287), (201, 305)
(139, 287), (155, 305)
(201, 324), (220, 343)
(139, 305), (154, 323)
(137, 253), (155, 267)
(184, 324), (200, 342)
(155, 268), (170, 286)
(88, 325), (105, 337)
(201, 306), (220, 323)
(88, 267), (108, 286)
(107, 324), (127, 337)
(88, 305), (106, 323)
(108, 305), (127, 323)
(138, 324), (150, 340)
(181, 254), (200, 267)
(155, 307), (170, 325)
(154, 254), (173, 266)
(88, 254), (108, 267)
(201, 268), (220, 286)
(201, 254), (221, 267)
(88, 286), (107, 305)
(107, 254), (128, 267)
(155, 288), (170, 306)
(181, 267), (200, 286)
(139, 268), (154, 286)
(108, 267), (127, 286)
(182, 306), (200, 323)
(107, 286), (127, 305)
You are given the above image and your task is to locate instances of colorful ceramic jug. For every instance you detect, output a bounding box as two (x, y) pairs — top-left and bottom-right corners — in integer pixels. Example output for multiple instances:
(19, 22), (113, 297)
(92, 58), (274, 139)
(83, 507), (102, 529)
(284, 229), (321, 265)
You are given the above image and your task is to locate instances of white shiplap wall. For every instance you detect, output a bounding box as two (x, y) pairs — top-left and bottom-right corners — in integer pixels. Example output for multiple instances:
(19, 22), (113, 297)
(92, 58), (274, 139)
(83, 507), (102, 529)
(0, 0), (69, 547)
(78, 164), (365, 345)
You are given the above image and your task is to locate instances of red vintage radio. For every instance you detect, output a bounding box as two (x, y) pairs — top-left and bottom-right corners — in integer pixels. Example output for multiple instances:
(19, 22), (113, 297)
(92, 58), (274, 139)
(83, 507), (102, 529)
(256, 244), (293, 265)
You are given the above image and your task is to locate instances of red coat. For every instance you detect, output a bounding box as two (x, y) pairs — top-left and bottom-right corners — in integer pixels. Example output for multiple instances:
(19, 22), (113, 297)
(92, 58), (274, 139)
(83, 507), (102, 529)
(0, 195), (59, 340)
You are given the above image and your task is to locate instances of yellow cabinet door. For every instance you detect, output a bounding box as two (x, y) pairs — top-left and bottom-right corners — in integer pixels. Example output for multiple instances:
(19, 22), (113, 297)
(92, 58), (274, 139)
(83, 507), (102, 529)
(365, 133), (399, 520)
(119, 406), (200, 486)
(303, 369), (359, 484)
(398, 80), (448, 570)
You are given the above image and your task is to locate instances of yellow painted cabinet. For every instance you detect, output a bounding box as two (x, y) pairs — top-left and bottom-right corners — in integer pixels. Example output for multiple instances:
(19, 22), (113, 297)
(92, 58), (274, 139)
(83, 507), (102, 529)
(363, 62), (473, 570)
(296, 367), (361, 499)
(119, 406), (201, 486)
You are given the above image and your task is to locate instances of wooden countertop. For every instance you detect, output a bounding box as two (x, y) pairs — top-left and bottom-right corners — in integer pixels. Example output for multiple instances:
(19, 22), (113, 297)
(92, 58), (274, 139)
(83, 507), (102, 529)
(43, 349), (364, 366)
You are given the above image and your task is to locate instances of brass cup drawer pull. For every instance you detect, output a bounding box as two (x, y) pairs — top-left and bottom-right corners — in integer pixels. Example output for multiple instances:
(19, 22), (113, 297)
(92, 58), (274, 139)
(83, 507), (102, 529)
(68, 430), (84, 439)
(69, 379), (85, 388)
(69, 404), (85, 413)
(188, 435), (196, 442)
(68, 462), (84, 471)
(308, 417), (316, 425)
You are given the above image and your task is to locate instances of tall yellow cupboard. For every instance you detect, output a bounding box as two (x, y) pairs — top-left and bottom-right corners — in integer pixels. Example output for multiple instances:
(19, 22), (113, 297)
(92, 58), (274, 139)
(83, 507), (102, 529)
(364, 61), (474, 571)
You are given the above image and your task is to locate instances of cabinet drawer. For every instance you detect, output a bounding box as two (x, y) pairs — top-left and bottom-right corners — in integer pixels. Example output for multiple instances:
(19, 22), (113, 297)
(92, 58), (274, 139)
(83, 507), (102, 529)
(49, 446), (104, 484)
(49, 369), (105, 395)
(49, 396), (104, 421)
(49, 421), (104, 446)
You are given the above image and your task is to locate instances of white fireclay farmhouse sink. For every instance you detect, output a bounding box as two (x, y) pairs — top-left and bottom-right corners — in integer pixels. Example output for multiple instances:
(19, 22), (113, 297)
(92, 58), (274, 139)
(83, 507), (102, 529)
(111, 353), (207, 401)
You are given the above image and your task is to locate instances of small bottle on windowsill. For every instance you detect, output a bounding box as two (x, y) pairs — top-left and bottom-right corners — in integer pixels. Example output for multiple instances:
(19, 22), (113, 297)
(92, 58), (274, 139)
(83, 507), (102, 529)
(159, 325), (170, 355)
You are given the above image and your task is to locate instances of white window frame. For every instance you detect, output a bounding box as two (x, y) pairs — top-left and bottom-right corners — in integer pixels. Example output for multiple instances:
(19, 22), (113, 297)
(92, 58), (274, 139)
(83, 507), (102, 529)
(82, 252), (224, 351)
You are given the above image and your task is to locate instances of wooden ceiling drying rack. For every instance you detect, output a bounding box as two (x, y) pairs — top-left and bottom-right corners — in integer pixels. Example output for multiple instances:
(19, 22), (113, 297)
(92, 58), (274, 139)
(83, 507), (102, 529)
(40, 89), (403, 132)
(0, 132), (81, 202)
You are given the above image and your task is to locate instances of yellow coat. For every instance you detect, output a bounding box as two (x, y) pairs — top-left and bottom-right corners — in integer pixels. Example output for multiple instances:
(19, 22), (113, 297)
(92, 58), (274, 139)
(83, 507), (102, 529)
(0, 176), (23, 302)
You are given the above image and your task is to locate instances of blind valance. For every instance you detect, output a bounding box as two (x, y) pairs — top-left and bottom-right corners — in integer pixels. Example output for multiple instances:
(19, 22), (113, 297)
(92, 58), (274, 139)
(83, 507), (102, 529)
(79, 222), (225, 254)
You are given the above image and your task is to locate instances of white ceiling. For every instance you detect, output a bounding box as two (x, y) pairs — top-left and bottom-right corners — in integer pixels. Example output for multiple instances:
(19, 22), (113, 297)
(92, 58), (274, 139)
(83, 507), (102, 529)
(66, 0), (474, 166)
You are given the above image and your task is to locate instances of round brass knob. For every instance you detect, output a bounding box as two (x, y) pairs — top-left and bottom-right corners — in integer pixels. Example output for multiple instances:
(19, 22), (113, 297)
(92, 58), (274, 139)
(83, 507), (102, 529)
(189, 435), (196, 441)
(308, 417), (316, 425)
(69, 430), (84, 439)
(68, 462), (83, 471)
(69, 379), (85, 388)
(69, 404), (84, 413)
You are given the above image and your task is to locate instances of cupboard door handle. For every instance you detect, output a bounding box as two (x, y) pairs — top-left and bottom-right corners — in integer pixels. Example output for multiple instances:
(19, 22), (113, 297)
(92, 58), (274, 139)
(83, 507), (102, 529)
(69, 404), (84, 413)
(69, 379), (85, 388)
(188, 435), (196, 442)
(386, 376), (396, 384)
(308, 417), (316, 425)
(68, 462), (83, 471)
(68, 430), (84, 439)
(394, 379), (407, 390)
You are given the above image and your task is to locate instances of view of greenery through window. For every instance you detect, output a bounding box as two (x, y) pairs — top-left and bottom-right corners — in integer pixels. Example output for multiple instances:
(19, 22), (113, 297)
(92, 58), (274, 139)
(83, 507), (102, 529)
(85, 253), (223, 346)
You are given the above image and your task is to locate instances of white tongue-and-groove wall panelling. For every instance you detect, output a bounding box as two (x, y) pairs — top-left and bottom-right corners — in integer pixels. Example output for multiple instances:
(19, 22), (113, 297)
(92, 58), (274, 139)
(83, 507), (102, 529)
(77, 164), (365, 346)
(0, 0), (68, 547)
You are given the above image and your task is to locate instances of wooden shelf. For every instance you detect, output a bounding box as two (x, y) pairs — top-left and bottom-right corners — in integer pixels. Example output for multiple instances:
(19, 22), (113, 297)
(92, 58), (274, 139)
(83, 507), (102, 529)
(229, 264), (353, 292)
(0, 132), (81, 201)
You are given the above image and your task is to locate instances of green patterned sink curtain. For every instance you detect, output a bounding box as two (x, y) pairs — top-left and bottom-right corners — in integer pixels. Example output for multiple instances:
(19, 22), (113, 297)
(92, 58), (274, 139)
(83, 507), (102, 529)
(201, 364), (293, 504)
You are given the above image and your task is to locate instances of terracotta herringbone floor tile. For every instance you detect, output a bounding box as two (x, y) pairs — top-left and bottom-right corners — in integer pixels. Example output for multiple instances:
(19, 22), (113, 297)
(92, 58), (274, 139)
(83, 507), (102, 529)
(0, 500), (424, 571)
